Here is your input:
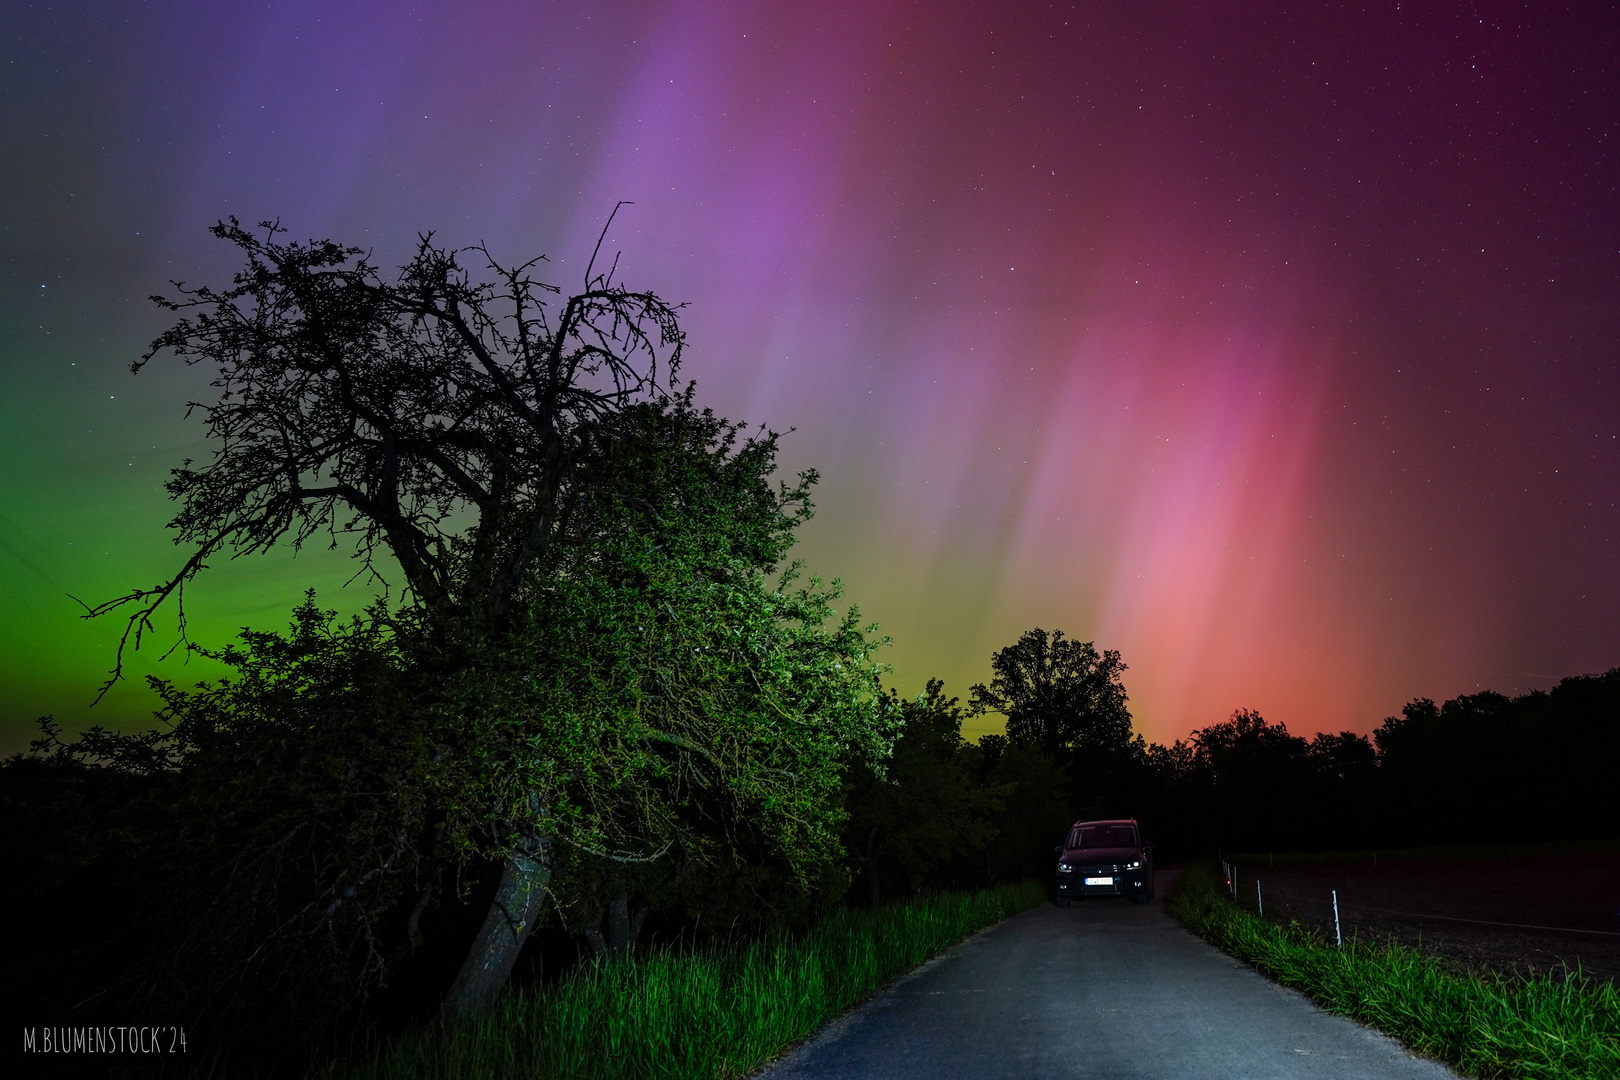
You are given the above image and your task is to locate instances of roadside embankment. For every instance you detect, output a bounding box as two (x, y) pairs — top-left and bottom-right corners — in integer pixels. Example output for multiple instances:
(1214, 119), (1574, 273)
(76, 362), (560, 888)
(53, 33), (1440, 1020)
(335, 881), (1045, 1080)
(1168, 860), (1620, 1079)
(1221, 845), (1620, 983)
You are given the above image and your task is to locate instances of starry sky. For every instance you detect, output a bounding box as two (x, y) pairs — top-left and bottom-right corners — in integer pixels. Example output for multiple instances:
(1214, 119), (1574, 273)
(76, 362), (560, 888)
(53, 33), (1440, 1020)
(2, 0), (1617, 753)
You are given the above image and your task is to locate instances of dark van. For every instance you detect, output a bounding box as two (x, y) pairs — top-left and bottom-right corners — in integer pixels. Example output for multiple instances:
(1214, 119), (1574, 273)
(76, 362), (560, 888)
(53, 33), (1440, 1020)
(1054, 818), (1154, 906)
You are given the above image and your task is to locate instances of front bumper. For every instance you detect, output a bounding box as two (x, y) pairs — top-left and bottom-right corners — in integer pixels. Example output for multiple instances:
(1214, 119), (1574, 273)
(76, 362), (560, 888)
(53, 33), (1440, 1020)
(1055, 863), (1149, 898)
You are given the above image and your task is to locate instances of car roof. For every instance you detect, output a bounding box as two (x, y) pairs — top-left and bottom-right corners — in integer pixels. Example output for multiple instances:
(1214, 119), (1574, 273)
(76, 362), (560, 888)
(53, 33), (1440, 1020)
(1070, 818), (1137, 829)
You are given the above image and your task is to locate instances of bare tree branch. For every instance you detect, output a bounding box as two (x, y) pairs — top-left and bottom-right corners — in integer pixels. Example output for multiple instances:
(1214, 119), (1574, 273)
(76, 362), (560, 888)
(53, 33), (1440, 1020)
(93, 216), (684, 683)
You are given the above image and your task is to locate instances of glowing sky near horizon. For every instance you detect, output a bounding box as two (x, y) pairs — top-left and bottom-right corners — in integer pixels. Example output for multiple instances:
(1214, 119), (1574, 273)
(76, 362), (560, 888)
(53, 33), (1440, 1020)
(2, 0), (1617, 752)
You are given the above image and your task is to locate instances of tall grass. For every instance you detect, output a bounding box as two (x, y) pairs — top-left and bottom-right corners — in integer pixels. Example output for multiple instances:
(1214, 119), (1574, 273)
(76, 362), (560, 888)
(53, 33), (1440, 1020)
(1168, 861), (1620, 1079)
(338, 880), (1045, 1080)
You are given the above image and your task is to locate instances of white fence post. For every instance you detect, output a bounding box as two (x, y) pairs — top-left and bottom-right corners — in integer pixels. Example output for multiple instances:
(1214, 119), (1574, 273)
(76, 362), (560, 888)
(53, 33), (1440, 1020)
(1256, 880), (1262, 917)
(1332, 889), (1342, 947)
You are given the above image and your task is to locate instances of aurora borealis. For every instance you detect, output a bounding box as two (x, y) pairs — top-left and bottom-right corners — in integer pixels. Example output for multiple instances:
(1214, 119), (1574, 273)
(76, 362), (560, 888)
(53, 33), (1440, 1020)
(1, 1), (1616, 752)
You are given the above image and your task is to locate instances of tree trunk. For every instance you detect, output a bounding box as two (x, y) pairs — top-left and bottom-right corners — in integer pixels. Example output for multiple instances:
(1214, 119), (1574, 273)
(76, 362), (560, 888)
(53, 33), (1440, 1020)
(861, 826), (882, 908)
(604, 892), (634, 958)
(443, 832), (551, 1018)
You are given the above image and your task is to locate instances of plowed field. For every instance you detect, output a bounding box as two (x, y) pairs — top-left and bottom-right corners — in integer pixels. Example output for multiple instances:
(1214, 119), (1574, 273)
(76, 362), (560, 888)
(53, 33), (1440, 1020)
(1229, 853), (1620, 981)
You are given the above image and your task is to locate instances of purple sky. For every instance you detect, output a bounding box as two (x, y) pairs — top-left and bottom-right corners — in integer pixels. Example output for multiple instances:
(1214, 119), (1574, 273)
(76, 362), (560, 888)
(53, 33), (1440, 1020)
(2, 0), (1617, 750)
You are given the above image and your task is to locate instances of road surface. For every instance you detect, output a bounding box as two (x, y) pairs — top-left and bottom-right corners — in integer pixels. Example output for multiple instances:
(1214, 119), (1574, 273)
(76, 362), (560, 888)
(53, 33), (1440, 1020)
(756, 872), (1459, 1079)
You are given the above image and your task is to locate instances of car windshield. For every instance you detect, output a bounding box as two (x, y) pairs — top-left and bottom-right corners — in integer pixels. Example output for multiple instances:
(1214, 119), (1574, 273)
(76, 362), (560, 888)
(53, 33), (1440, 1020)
(1069, 824), (1137, 849)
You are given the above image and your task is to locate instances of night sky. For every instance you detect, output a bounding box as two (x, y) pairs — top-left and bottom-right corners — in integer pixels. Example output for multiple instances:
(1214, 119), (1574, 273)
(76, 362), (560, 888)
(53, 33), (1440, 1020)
(2, 1), (1617, 752)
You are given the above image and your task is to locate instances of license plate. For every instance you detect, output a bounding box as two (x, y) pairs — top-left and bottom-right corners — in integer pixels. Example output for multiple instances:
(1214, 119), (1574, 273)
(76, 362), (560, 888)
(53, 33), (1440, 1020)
(1084, 876), (1114, 886)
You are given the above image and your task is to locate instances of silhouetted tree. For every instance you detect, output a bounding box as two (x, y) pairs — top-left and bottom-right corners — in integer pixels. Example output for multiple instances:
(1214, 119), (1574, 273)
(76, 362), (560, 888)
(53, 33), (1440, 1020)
(1305, 731), (1376, 847)
(1372, 672), (1620, 845)
(1189, 708), (1313, 852)
(91, 215), (682, 672)
(1106, 668), (1620, 858)
(1139, 737), (1210, 855)
(969, 629), (1131, 757)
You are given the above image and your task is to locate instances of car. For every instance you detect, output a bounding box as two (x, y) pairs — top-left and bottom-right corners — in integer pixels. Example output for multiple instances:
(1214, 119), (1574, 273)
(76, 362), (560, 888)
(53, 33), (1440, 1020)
(1053, 818), (1155, 906)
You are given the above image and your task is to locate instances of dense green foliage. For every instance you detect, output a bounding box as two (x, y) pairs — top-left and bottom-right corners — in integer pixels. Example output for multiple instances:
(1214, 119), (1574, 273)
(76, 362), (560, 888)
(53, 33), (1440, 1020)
(978, 740), (1078, 882)
(840, 678), (1085, 904)
(841, 681), (1006, 906)
(338, 880), (1045, 1080)
(1168, 861), (1620, 1079)
(430, 394), (898, 936)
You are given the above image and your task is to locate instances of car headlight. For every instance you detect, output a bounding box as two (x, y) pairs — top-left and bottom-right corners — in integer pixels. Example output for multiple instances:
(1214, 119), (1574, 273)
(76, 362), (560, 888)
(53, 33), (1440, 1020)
(1124, 859), (1142, 870)
(1057, 862), (1072, 872)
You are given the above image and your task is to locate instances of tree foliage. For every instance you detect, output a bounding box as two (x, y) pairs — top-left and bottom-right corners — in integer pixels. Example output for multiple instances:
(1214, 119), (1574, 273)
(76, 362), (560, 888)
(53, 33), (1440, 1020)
(969, 628), (1131, 758)
(431, 393), (899, 901)
(842, 680), (1005, 906)
(977, 739), (1077, 885)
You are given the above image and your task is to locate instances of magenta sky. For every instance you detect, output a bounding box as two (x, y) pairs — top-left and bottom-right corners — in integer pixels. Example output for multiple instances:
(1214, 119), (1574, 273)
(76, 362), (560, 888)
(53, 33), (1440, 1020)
(2, 0), (1617, 750)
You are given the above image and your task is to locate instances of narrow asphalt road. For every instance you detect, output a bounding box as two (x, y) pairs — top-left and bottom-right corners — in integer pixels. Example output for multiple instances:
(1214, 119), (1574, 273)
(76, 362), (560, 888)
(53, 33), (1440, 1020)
(756, 872), (1460, 1080)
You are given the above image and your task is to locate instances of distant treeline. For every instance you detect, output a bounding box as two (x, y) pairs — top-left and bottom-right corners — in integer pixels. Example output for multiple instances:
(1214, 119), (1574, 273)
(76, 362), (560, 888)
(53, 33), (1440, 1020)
(841, 632), (1620, 905)
(1134, 668), (1620, 855)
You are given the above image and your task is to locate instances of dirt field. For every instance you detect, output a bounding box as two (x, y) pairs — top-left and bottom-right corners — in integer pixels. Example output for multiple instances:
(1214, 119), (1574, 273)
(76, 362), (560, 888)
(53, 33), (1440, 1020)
(1228, 853), (1620, 982)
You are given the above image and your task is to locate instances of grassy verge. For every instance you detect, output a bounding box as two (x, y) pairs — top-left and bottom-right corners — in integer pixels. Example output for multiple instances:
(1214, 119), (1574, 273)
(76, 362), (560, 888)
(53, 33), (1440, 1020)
(1229, 838), (1620, 868)
(1167, 861), (1620, 1079)
(337, 880), (1045, 1080)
